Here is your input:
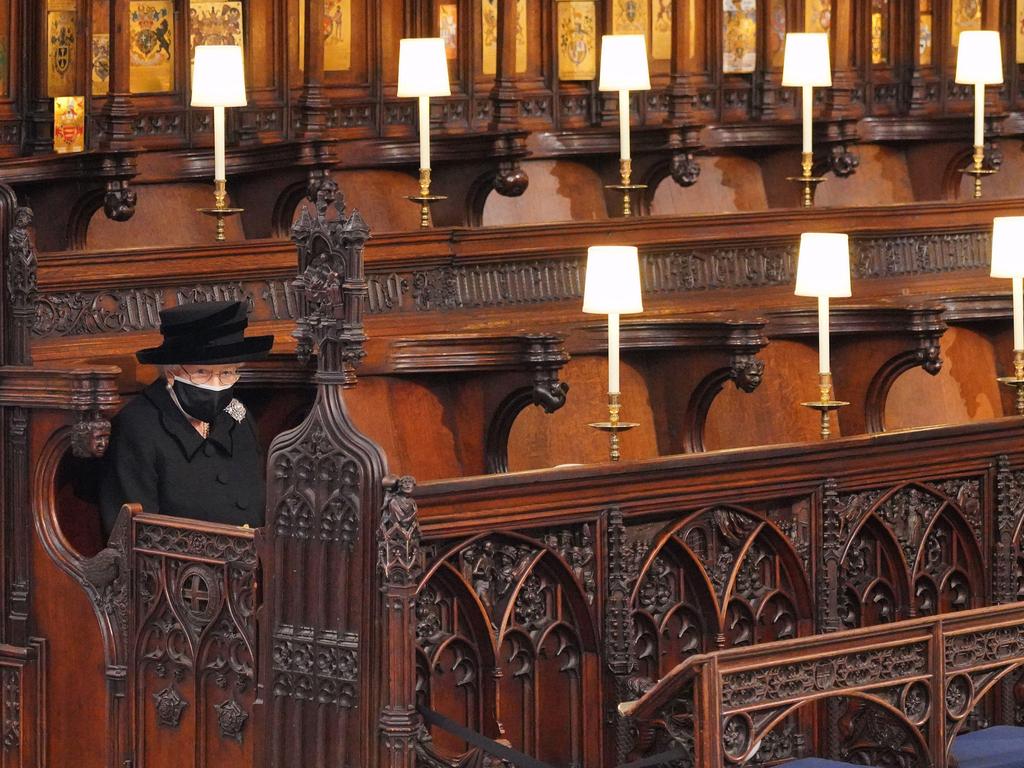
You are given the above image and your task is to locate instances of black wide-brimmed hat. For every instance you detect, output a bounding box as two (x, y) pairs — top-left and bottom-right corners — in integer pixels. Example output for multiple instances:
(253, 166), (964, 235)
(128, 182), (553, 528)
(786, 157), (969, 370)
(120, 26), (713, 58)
(136, 301), (274, 365)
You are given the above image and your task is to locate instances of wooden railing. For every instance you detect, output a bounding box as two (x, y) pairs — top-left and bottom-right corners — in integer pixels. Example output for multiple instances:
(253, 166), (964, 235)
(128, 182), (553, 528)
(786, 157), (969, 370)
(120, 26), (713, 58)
(622, 601), (1024, 766)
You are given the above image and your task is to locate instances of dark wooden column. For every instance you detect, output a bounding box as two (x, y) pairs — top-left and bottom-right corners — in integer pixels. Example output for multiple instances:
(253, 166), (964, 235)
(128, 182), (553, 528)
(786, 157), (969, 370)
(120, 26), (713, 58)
(489, 0), (520, 127)
(669, 0), (715, 125)
(98, 0), (136, 150)
(297, 0), (329, 137)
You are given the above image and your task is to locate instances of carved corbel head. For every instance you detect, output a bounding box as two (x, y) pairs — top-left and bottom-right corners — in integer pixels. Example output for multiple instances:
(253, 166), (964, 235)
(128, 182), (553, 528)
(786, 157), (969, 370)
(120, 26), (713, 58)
(493, 160), (529, 198)
(730, 355), (765, 393)
(670, 152), (701, 188)
(104, 181), (137, 222)
(532, 377), (569, 414)
(72, 411), (112, 458)
(916, 340), (942, 376)
(828, 145), (860, 179)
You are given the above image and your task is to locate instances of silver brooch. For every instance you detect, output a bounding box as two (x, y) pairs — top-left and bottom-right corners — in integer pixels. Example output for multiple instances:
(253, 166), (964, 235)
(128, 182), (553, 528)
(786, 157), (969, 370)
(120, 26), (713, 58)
(224, 399), (246, 423)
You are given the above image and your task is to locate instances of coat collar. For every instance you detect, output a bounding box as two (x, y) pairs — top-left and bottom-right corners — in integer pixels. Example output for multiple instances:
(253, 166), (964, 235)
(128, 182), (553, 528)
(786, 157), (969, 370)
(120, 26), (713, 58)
(144, 380), (236, 460)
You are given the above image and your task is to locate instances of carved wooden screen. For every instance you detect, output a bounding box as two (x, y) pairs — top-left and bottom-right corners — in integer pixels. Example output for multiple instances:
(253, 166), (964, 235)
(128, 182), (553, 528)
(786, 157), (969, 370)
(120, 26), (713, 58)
(129, 515), (258, 768)
(415, 528), (599, 768)
(628, 505), (813, 678)
(829, 480), (985, 630)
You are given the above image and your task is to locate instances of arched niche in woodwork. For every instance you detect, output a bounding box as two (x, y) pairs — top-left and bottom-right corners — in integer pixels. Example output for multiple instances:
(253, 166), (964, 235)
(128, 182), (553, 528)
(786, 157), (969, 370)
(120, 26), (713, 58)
(85, 183), (245, 250)
(631, 505), (812, 678)
(648, 155), (768, 215)
(416, 530), (600, 768)
(480, 159), (608, 227)
(813, 146), (915, 207)
(884, 326), (1002, 429)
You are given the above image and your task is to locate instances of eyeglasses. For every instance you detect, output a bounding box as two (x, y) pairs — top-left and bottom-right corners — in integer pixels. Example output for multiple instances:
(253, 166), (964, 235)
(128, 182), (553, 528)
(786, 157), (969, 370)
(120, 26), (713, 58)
(180, 366), (241, 385)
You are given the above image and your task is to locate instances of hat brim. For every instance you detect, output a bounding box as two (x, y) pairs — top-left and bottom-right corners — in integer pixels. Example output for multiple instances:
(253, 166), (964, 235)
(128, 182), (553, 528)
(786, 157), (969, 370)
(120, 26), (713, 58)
(136, 335), (274, 365)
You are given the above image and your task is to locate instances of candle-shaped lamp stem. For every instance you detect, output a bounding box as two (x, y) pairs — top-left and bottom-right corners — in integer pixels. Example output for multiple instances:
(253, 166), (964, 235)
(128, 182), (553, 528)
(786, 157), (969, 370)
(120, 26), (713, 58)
(608, 312), (620, 393)
(974, 84), (985, 150)
(418, 95), (431, 171)
(618, 90), (631, 161)
(213, 105), (226, 182)
(818, 295), (830, 374)
(802, 85), (813, 155)
(1014, 275), (1024, 351)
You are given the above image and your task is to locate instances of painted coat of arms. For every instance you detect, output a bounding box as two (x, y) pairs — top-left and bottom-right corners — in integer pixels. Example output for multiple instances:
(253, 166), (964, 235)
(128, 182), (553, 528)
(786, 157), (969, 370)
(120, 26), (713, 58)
(47, 6), (77, 96)
(950, 0), (980, 46)
(189, 1), (243, 62)
(130, 1), (174, 92)
(482, 0), (528, 74)
(92, 34), (110, 95)
(557, 1), (596, 80)
(300, 0), (351, 72)
(613, 0), (648, 34)
(653, 0), (673, 59)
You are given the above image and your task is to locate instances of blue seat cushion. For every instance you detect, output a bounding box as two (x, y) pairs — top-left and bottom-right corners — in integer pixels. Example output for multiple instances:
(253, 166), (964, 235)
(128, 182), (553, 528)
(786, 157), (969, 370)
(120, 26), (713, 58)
(782, 761), (863, 768)
(953, 726), (1024, 768)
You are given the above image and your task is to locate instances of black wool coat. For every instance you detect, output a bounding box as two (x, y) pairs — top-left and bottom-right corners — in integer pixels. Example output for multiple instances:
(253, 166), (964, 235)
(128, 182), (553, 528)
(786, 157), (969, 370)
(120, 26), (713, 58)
(99, 380), (266, 537)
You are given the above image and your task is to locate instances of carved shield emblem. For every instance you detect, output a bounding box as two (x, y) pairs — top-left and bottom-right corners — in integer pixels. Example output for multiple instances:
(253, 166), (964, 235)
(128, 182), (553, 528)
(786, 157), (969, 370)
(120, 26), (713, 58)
(52, 29), (72, 74)
(813, 660), (835, 690)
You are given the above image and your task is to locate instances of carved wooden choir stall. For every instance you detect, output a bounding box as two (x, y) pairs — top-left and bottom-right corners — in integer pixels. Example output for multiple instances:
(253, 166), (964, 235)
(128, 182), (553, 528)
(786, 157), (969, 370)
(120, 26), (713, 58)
(4, 0), (1024, 766)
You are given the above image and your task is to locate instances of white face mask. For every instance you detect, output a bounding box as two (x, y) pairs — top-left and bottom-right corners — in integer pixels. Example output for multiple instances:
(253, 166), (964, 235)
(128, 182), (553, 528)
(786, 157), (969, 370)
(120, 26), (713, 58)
(172, 375), (233, 392)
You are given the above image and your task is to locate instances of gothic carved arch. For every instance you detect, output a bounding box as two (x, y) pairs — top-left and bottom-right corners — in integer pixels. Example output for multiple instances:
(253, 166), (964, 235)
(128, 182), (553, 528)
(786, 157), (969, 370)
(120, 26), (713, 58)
(631, 506), (812, 674)
(864, 345), (942, 433)
(838, 482), (983, 627)
(272, 181), (310, 238)
(415, 530), (599, 766)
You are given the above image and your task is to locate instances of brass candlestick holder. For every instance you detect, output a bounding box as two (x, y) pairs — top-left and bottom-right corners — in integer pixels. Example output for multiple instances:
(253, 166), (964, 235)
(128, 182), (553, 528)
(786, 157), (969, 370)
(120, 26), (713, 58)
(197, 179), (244, 242)
(406, 167), (447, 228)
(605, 159), (647, 217)
(800, 372), (849, 440)
(786, 152), (827, 208)
(996, 349), (1024, 415)
(960, 145), (995, 199)
(587, 392), (639, 462)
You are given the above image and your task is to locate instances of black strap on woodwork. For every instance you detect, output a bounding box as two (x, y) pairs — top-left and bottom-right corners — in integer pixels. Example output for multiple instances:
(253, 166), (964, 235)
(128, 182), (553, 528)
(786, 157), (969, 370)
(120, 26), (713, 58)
(612, 747), (689, 768)
(418, 705), (559, 768)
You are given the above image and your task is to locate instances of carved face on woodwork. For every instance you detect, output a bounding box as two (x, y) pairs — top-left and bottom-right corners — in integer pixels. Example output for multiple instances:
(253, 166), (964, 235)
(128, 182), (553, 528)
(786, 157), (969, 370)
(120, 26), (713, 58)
(72, 417), (112, 458)
(13, 207), (31, 229)
(733, 358), (765, 393)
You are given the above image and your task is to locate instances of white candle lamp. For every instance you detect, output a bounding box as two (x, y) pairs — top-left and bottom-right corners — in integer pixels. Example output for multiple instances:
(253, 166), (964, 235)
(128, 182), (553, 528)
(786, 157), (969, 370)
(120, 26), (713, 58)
(955, 30), (1003, 198)
(599, 35), (651, 217)
(782, 33), (831, 208)
(398, 38), (451, 228)
(796, 232), (851, 439)
(992, 216), (1024, 412)
(192, 45), (247, 241)
(583, 245), (644, 461)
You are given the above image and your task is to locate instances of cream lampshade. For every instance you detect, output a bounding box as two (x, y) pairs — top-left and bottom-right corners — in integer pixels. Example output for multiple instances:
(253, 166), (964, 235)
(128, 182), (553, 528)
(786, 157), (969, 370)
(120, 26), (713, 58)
(992, 216), (1024, 352)
(598, 35), (651, 92)
(397, 38), (451, 97)
(584, 245), (643, 397)
(781, 33), (832, 87)
(795, 233), (852, 297)
(955, 31), (1003, 84)
(191, 45), (247, 107)
(583, 246), (644, 314)
(991, 217), (1024, 277)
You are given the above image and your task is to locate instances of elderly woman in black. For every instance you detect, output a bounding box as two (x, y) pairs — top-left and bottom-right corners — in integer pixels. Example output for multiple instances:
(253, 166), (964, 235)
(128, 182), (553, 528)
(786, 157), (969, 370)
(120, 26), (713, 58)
(99, 300), (273, 537)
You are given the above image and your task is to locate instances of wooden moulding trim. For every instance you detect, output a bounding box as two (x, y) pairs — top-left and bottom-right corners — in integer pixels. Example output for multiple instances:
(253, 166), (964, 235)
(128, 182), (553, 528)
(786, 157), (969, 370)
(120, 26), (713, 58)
(413, 418), (1024, 529)
(36, 197), (1021, 290)
(387, 333), (568, 374)
(0, 366), (121, 410)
